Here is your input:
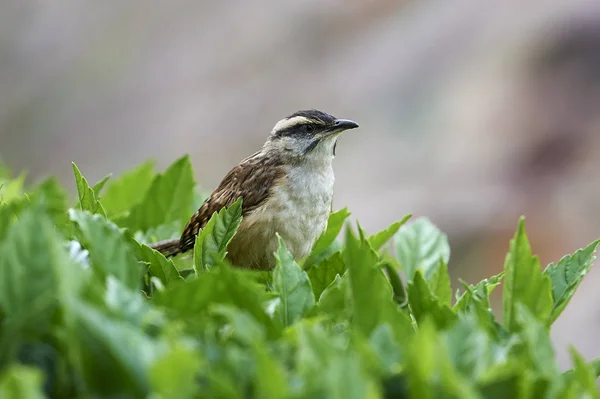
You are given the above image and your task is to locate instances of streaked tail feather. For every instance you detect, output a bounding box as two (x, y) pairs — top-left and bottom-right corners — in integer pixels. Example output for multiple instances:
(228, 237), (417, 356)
(149, 238), (182, 258)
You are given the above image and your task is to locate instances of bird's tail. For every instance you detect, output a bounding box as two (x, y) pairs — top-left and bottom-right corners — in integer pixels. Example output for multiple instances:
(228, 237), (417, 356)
(149, 238), (182, 258)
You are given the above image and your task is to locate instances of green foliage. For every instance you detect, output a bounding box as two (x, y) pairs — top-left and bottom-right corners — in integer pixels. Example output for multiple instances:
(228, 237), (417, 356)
(0, 177), (69, 241)
(502, 217), (553, 332)
(0, 172), (26, 203)
(395, 216), (451, 281)
(0, 157), (598, 398)
(564, 347), (599, 398)
(408, 271), (456, 329)
(193, 197), (243, 271)
(149, 344), (203, 398)
(72, 162), (106, 217)
(453, 273), (503, 336)
(98, 159), (155, 219)
(91, 174), (111, 197)
(369, 213), (411, 251)
(70, 209), (142, 290)
(68, 300), (161, 397)
(134, 242), (183, 287)
(0, 204), (82, 360)
(345, 225), (413, 339)
(303, 207), (351, 267)
(273, 235), (315, 327)
(307, 251), (345, 299)
(125, 155), (195, 233)
(543, 239), (600, 323)
(0, 365), (46, 399)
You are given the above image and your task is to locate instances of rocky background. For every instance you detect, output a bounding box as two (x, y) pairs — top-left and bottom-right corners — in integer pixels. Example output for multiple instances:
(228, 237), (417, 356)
(2, 0), (600, 368)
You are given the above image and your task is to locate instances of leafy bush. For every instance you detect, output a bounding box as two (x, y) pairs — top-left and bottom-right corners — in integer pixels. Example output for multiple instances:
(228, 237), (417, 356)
(0, 156), (598, 398)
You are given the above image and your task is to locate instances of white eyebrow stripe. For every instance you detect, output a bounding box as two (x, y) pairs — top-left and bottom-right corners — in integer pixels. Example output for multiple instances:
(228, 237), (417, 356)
(271, 116), (311, 134)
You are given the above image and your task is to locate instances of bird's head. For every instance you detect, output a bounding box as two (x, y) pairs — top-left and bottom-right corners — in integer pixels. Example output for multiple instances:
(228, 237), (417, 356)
(264, 109), (359, 165)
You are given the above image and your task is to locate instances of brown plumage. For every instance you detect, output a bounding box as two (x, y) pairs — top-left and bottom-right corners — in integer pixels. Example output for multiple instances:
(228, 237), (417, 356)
(150, 151), (285, 257)
(149, 109), (359, 270)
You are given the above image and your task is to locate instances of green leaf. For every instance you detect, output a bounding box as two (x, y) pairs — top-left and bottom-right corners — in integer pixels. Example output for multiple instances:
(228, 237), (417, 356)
(478, 367), (526, 399)
(405, 318), (438, 399)
(69, 301), (159, 397)
(92, 174), (111, 197)
(211, 304), (266, 345)
(252, 342), (290, 399)
(135, 243), (183, 287)
(104, 276), (163, 326)
(405, 318), (479, 399)
(395, 217), (450, 281)
(135, 220), (182, 247)
(272, 235), (316, 327)
(0, 365), (46, 399)
(382, 259), (407, 305)
(155, 264), (278, 337)
(407, 271), (456, 329)
(100, 160), (155, 218)
(543, 239), (600, 323)
(515, 304), (559, 377)
(293, 322), (338, 394)
(72, 162), (106, 217)
(193, 197), (243, 271)
(502, 217), (553, 332)
(345, 224), (413, 338)
(126, 155), (195, 232)
(574, 358), (600, 379)
(428, 260), (452, 307)
(445, 314), (495, 381)
(368, 214), (411, 251)
(0, 172), (26, 203)
(70, 209), (141, 290)
(369, 323), (403, 374)
(453, 274), (504, 337)
(447, 313), (520, 392)
(317, 273), (351, 322)
(0, 206), (78, 337)
(345, 224), (389, 336)
(34, 178), (70, 231)
(307, 251), (346, 299)
(566, 347), (599, 398)
(197, 345), (245, 399)
(149, 344), (202, 398)
(323, 353), (380, 399)
(294, 322), (379, 399)
(303, 208), (351, 266)
(0, 178), (70, 241)
(0, 201), (21, 241)
(454, 272), (503, 312)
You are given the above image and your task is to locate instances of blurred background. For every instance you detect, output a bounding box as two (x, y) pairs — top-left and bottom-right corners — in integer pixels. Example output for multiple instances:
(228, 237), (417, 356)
(2, 0), (600, 369)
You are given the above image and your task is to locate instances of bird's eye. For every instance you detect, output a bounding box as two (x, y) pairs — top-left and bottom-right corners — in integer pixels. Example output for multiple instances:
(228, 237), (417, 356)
(302, 124), (314, 133)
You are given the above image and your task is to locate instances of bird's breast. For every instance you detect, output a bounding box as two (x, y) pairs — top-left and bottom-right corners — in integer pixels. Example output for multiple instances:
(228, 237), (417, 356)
(227, 164), (335, 269)
(269, 165), (335, 257)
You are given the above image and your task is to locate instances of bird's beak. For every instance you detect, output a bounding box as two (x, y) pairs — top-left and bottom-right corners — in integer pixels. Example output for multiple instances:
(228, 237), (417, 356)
(325, 119), (359, 136)
(332, 119), (359, 132)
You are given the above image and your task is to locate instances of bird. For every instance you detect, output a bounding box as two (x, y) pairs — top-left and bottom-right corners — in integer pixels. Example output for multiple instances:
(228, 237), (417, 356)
(150, 109), (359, 270)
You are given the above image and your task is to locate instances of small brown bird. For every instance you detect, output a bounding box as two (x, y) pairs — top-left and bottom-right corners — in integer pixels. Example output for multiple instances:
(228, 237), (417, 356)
(150, 109), (359, 270)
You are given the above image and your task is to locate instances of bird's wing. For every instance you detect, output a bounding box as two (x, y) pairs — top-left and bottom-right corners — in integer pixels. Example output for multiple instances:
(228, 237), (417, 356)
(178, 152), (285, 253)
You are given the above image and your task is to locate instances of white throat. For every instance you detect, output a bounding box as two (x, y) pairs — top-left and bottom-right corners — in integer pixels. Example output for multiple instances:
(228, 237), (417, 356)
(301, 136), (338, 169)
